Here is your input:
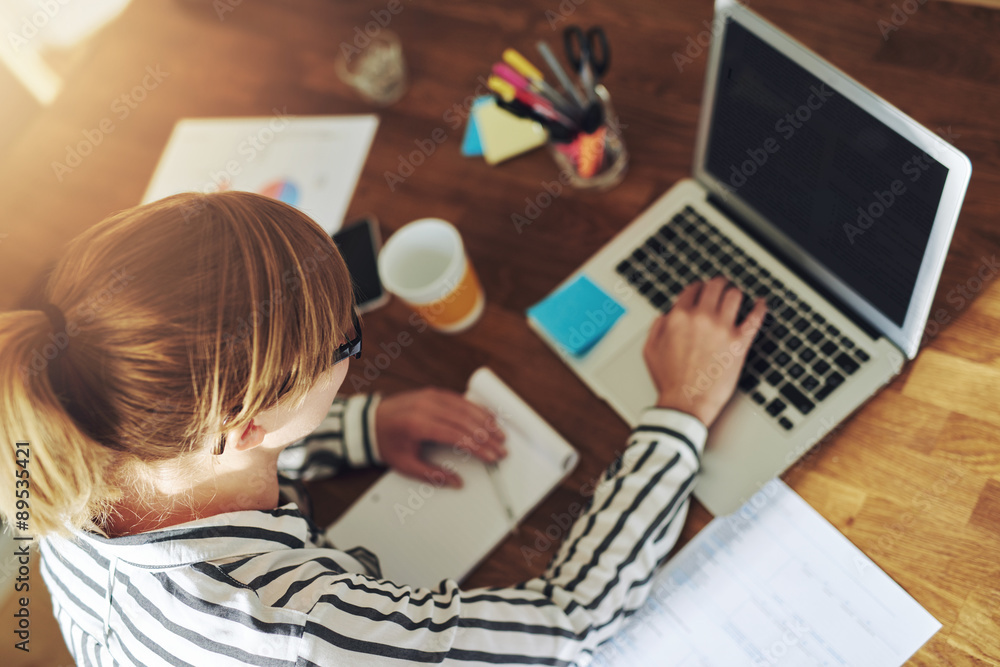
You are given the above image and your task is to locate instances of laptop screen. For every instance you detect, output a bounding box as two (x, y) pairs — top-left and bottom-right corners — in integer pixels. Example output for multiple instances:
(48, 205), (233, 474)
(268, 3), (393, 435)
(703, 20), (949, 327)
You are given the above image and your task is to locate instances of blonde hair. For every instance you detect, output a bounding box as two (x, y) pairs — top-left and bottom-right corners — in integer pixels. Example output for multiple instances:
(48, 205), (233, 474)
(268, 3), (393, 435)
(0, 191), (354, 537)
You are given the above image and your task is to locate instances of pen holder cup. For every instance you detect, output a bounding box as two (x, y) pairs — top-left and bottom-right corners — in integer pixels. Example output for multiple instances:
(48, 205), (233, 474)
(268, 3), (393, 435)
(335, 29), (408, 106)
(546, 84), (628, 191)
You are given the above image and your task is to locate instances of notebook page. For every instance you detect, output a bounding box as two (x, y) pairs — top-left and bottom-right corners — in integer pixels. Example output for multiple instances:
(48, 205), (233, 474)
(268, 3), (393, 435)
(326, 368), (577, 589)
(466, 368), (579, 516)
(325, 445), (510, 589)
(588, 479), (941, 667)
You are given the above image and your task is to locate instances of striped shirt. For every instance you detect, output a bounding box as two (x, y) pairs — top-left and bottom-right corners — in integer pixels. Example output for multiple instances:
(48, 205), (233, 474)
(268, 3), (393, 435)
(40, 393), (707, 666)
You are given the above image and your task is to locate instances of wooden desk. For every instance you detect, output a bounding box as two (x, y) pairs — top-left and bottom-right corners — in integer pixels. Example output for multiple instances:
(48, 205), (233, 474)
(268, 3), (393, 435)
(1, 1), (998, 665)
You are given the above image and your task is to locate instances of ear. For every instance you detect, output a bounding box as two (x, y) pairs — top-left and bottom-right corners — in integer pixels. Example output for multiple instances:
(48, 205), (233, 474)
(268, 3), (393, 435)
(228, 419), (267, 452)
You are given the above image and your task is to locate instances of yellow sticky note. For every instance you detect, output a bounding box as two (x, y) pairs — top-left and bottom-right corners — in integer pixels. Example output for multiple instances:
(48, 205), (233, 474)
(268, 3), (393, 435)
(474, 99), (547, 165)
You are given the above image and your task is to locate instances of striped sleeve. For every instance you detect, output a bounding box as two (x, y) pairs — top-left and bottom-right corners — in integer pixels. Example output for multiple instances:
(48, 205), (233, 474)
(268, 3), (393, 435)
(277, 394), (384, 481)
(292, 406), (706, 665)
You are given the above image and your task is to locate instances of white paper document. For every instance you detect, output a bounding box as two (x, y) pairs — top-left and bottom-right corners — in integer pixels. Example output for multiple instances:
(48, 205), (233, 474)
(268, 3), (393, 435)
(588, 479), (940, 667)
(142, 114), (379, 234)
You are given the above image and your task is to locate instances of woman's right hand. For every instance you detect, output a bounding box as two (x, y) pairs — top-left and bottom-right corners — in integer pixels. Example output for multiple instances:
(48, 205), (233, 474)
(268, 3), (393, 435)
(642, 276), (768, 428)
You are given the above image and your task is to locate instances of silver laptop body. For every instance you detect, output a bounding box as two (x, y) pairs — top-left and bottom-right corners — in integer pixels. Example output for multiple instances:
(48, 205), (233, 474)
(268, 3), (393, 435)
(529, 0), (972, 515)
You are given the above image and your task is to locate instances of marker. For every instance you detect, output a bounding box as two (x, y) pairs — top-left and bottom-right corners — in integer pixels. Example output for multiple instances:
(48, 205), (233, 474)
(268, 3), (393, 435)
(495, 97), (576, 142)
(501, 48), (543, 81)
(492, 62), (578, 120)
(487, 74), (518, 102)
(498, 51), (578, 117)
(488, 75), (576, 129)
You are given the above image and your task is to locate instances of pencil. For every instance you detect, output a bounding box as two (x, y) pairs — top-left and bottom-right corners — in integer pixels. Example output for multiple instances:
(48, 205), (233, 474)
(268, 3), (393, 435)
(486, 462), (519, 535)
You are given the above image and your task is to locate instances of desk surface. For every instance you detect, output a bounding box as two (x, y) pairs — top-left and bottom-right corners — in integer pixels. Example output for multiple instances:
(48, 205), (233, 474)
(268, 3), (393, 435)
(2, 1), (999, 665)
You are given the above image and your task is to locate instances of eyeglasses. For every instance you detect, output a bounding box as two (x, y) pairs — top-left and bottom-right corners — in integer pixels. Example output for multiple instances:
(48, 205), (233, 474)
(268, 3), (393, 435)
(333, 309), (363, 364)
(214, 311), (362, 456)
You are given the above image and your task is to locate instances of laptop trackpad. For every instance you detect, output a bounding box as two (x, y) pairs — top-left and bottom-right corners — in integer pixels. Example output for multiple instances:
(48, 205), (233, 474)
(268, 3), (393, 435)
(592, 329), (658, 425)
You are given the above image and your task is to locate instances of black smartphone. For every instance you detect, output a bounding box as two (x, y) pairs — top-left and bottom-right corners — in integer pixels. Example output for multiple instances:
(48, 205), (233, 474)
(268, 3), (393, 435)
(331, 216), (389, 313)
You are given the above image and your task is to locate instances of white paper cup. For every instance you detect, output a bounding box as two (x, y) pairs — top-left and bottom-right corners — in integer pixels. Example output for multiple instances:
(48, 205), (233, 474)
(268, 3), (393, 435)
(377, 218), (485, 332)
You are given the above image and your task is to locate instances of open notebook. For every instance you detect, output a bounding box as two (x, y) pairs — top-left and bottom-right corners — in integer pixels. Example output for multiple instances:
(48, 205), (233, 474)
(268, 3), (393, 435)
(326, 367), (579, 588)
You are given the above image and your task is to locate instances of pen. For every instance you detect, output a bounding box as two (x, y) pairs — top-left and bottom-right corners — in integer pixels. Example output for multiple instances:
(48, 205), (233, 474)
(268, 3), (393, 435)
(486, 462), (518, 535)
(536, 40), (588, 109)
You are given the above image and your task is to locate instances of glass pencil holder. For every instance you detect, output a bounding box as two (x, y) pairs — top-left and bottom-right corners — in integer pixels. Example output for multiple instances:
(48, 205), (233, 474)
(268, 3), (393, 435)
(547, 84), (628, 192)
(335, 29), (408, 106)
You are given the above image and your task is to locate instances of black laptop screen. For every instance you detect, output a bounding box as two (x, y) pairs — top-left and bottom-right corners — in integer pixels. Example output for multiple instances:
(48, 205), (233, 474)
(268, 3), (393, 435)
(704, 20), (948, 327)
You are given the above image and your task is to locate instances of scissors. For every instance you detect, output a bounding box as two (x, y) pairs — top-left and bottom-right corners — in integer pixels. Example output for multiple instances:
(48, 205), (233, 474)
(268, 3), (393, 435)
(563, 25), (610, 102)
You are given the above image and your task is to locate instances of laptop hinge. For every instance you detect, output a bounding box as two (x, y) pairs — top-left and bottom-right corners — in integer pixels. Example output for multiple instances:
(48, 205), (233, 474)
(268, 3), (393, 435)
(705, 193), (883, 342)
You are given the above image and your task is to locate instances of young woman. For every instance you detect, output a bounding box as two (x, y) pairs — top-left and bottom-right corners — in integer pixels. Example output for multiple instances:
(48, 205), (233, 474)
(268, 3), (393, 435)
(0, 191), (764, 666)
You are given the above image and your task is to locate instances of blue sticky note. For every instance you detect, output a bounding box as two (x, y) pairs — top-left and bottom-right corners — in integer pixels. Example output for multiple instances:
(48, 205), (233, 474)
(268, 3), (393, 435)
(527, 276), (626, 356)
(460, 96), (491, 157)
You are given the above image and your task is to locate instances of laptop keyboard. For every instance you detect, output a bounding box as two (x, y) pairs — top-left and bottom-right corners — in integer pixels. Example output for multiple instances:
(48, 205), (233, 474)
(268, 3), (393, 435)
(614, 205), (871, 431)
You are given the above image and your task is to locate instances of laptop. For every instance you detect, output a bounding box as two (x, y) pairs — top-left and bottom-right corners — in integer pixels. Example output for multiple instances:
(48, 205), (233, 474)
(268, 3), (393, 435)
(528, 0), (972, 516)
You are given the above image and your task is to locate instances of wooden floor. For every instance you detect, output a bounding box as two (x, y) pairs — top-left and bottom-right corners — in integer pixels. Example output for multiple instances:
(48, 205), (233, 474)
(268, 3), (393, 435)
(1, 0), (998, 665)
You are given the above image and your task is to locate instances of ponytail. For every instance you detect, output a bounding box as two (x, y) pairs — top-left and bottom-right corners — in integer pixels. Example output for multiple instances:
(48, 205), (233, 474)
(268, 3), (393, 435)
(0, 311), (119, 537)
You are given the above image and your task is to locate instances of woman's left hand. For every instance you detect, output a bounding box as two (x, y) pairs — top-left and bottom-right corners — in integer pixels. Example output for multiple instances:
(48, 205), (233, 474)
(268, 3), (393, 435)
(374, 388), (507, 488)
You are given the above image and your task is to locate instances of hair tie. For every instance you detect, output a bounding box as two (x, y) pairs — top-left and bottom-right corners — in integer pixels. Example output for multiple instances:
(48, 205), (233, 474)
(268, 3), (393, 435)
(40, 303), (67, 333)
